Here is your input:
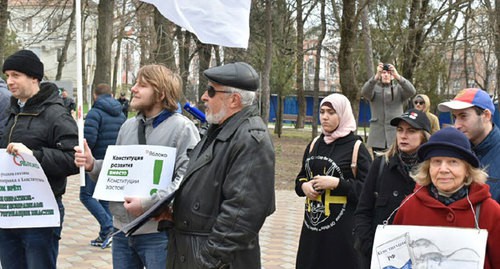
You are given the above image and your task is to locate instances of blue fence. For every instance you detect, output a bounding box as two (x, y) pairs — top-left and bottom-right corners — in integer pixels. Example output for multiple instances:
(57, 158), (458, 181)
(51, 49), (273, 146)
(269, 94), (500, 128)
(269, 94), (371, 126)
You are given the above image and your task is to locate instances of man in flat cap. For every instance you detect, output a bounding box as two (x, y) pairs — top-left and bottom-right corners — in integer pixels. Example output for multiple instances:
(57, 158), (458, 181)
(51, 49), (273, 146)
(0, 49), (79, 269)
(165, 62), (276, 269)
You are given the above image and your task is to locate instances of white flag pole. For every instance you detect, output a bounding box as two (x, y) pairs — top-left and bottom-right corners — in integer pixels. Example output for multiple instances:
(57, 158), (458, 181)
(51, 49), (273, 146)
(76, 0), (85, 186)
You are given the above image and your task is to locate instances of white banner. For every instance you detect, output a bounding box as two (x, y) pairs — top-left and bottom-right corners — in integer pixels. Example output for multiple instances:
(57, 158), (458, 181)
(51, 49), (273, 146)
(93, 145), (176, 202)
(140, 0), (251, 49)
(371, 225), (487, 269)
(0, 150), (60, 228)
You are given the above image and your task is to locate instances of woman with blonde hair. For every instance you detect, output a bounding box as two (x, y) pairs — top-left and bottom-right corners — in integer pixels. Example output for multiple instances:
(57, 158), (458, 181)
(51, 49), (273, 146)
(413, 93), (440, 133)
(354, 108), (431, 268)
(393, 127), (500, 269)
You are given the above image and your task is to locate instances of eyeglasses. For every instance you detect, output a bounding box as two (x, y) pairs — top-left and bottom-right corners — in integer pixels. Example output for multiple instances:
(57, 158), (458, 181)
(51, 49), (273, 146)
(414, 101), (425, 105)
(206, 85), (232, 98)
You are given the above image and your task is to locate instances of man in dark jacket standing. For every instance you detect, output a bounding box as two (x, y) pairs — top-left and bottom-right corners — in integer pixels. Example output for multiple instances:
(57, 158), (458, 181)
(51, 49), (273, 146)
(61, 89), (76, 115)
(165, 62), (276, 269)
(0, 49), (79, 269)
(117, 92), (129, 118)
(80, 83), (126, 248)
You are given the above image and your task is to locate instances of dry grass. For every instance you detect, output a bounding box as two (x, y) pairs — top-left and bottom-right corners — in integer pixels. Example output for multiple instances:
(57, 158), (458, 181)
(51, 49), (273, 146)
(270, 127), (313, 190)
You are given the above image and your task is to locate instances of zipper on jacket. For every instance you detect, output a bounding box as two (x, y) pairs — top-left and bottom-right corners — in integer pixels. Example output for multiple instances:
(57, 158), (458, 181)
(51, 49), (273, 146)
(8, 112), (39, 143)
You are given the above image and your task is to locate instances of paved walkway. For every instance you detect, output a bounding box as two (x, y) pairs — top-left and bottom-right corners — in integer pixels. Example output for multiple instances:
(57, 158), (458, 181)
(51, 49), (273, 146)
(57, 175), (304, 268)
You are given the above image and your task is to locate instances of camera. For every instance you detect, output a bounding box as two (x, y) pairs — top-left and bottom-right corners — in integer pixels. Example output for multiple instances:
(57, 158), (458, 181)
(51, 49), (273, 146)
(383, 64), (390, 71)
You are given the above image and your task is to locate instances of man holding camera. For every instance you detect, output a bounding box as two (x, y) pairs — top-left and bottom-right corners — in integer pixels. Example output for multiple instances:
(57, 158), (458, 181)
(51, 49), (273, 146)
(361, 62), (416, 152)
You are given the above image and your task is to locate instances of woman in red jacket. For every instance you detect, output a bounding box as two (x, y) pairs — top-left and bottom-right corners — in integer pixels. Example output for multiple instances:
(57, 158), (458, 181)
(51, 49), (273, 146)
(393, 127), (500, 269)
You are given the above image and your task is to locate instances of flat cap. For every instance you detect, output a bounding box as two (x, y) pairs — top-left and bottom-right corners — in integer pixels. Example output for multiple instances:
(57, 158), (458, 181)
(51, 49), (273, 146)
(203, 62), (259, 91)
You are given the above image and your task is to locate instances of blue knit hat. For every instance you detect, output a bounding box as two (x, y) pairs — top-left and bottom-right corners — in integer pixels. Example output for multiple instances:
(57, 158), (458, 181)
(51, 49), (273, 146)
(417, 127), (479, 167)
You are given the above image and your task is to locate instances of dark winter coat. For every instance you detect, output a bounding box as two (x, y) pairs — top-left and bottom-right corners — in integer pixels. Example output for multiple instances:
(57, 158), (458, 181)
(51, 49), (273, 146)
(84, 94), (126, 159)
(167, 105), (275, 269)
(393, 182), (500, 269)
(0, 78), (11, 138)
(353, 154), (416, 261)
(0, 82), (79, 197)
(294, 132), (372, 269)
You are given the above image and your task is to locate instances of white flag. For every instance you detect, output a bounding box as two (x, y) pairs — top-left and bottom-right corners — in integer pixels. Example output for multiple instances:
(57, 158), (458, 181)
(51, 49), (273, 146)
(141, 0), (251, 49)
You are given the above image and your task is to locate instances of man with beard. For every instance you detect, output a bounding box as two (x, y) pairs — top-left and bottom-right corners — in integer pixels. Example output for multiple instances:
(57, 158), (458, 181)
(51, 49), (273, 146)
(74, 64), (200, 269)
(164, 62), (275, 269)
(0, 49), (79, 269)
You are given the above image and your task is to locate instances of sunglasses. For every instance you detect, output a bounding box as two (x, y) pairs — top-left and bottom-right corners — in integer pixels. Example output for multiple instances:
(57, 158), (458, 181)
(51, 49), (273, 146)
(207, 85), (232, 98)
(414, 101), (425, 105)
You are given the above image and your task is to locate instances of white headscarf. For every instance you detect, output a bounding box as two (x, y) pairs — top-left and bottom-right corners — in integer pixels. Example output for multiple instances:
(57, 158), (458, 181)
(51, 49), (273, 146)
(320, 93), (357, 144)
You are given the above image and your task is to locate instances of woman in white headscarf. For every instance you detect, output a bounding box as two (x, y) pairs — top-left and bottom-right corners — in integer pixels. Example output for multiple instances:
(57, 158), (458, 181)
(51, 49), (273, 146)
(295, 93), (372, 269)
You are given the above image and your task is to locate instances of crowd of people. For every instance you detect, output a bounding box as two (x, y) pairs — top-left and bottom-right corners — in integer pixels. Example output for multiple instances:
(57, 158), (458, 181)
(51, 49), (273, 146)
(1, 50), (500, 269)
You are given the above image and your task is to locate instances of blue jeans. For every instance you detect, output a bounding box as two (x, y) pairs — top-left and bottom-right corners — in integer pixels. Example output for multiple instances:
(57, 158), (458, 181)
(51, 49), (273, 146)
(0, 197), (64, 269)
(80, 173), (113, 238)
(112, 231), (168, 269)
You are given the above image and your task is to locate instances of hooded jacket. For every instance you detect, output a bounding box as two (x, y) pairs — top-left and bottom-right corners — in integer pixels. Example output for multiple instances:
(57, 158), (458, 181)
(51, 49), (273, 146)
(413, 94), (440, 134)
(84, 94), (126, 159)
(393, 182), (500, 269)
(0, 82), (79, 197)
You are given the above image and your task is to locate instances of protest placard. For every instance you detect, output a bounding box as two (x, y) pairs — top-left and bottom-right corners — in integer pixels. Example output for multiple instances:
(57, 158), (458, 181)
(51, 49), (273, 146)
(371, 225), (487, 269)
(0, 150), (60, 228)
(93, 145), (176, 202)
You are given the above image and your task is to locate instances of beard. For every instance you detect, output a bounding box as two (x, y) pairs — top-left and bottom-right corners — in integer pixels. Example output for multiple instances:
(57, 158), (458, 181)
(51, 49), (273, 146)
(206, 104), (228, 124)
(130, 95), (155, 112)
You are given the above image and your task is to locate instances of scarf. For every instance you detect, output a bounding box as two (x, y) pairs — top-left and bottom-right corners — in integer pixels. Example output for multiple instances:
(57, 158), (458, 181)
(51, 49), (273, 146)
(398, 150), (419, 173)
(429, 183), (468, 205)
(320, 93), (357, 144)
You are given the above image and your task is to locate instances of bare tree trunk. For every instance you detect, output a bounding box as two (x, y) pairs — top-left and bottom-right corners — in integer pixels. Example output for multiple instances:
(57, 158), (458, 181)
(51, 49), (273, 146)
(0, 0), (9, 64)
(92, 0), (114, 89)
(295, 0), (305, 129)
(177, 27), (191, 99)
(496, 0), (500, 104)
(81, 0), (90, 105)
(312, 0), (326, 138)
(401, 0), (430, 81)
(274, 93), (283, 137)
(112, 36), (123, 96)
(361, 3), (374, 79)
(197, 40), (212, 103)
(56, 1), (76, 80)
(153, 8), (176, 69)
(261, 0), (272, 124)
(339, 0), (359, 117)
(111, 0), (128, 95)
(214, 46), (221, 66)
(463, 3), (471, 87)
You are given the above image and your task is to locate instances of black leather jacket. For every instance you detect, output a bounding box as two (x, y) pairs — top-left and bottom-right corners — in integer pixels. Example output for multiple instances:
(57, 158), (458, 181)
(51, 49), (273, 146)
(0, 82), (79, 197)
(167, 105), (275, 269)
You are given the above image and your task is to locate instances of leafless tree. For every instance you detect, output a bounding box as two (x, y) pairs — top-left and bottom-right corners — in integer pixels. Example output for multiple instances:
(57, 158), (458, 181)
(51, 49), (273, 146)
(92, 0), (114, 89)
(261, 0), (273, 125)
